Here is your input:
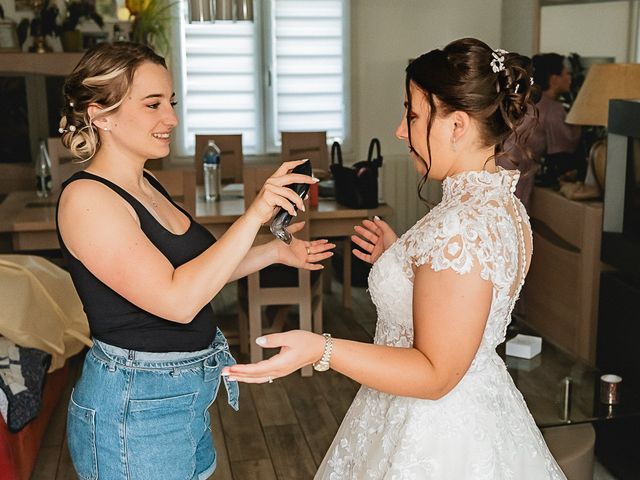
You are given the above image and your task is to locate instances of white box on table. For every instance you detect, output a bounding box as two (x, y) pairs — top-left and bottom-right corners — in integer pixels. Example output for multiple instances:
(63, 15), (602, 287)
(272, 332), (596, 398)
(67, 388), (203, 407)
(506, 334), (542, 359)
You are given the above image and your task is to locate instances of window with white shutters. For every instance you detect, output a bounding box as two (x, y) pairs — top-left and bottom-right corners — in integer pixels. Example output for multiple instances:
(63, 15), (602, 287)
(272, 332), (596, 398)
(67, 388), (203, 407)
(176, 0), (348, 156)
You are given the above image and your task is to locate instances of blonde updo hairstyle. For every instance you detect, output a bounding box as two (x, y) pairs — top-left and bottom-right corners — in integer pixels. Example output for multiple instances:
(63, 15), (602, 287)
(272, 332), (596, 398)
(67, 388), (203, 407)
(60, 42), (167, 161)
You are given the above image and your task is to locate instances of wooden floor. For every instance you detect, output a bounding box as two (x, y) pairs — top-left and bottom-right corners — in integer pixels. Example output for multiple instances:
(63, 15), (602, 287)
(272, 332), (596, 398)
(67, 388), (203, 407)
(31, 278), (377, 480)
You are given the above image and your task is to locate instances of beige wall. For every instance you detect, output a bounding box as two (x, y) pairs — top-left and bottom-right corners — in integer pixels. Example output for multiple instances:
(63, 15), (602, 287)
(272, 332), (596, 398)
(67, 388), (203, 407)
(348, 0), (502, 231)
(501, 0), (539, 58)
(349, 0), (503, 160)
(540, 1), (631, 62)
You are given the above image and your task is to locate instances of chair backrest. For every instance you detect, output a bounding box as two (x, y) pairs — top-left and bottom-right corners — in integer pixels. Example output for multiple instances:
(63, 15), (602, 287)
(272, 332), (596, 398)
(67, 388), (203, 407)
(281, 131), (328, 173)
(149, 169), (196, 216)
(194, 134), (244, 185)
(243, 164), (310, 240)
(48, 138), (86, 193)
(242, 165), (277, 208)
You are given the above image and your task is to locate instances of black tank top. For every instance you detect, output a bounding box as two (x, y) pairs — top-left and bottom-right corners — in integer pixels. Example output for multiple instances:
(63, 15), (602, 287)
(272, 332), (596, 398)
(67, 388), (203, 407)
(56, 170), (218, 352)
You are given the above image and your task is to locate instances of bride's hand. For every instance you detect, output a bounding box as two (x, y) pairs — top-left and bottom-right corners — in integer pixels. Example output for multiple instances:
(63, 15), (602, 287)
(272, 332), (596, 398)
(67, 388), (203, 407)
(221, 330), (324, 383)
(351, 216), (397, 264)
(275, 221), (335, 270)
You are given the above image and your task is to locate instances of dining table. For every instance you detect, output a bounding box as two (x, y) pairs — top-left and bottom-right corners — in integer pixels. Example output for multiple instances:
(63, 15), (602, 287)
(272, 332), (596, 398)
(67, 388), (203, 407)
(0, 188), (393, 308)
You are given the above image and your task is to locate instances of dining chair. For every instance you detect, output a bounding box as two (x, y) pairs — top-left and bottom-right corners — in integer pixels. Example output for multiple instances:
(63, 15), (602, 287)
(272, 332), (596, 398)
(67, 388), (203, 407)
(238, 165), (323, 376)
(47, 138), (85, 194)
(148, 169), (197, 216)
(281, 131), (329, 174)
(194, 134), (244, 186)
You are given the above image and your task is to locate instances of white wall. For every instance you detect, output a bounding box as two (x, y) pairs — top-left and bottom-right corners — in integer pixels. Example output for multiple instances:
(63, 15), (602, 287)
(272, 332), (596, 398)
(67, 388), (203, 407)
(540, 1), (631, 62)
(501, 0), (538, 58)
(348, 0), (502, 231)
(349, 0), (503, 160)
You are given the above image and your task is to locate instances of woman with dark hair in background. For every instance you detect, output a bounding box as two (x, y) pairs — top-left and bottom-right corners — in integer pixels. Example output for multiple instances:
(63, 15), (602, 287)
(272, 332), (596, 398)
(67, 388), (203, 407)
(56, 42), (334, 480)
(224, 38), (566, 479)
(499, 52), (582, 210)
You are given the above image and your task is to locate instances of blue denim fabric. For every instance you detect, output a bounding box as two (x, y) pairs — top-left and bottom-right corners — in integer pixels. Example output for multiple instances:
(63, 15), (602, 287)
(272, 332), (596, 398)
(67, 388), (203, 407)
(67, 328), (239, 480)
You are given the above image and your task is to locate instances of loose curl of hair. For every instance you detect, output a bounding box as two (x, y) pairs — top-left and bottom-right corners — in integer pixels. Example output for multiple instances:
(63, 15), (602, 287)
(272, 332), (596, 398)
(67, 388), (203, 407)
(405, 38), (537, 201)
(59, 42), (167, 161)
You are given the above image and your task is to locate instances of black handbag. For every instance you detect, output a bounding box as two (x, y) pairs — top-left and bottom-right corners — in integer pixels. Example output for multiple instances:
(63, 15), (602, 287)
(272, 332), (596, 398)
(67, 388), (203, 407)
(330, 138), (383, 209)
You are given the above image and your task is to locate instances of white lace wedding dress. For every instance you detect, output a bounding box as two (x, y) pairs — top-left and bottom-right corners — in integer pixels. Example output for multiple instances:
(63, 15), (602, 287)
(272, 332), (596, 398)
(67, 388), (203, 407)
(316, 168), (566, 479)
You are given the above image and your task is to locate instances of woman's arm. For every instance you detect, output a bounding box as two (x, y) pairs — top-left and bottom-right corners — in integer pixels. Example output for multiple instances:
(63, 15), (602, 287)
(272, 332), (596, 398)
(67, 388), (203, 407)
(58, 160), (318, 323)
(226, 221), (335, 282)
(223, 261), (493, 400)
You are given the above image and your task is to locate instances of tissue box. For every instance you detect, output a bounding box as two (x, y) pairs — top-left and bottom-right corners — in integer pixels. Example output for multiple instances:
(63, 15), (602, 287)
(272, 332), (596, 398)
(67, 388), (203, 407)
(506, 334), (542, 359)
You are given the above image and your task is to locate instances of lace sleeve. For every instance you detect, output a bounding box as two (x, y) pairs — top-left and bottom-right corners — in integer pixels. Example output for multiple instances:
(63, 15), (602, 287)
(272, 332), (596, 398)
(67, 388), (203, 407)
(403, 207), (496, 282)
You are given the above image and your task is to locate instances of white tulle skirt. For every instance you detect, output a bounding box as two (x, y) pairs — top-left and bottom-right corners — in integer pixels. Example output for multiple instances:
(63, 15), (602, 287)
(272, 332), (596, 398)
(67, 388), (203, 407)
(315, 354), (566, 480)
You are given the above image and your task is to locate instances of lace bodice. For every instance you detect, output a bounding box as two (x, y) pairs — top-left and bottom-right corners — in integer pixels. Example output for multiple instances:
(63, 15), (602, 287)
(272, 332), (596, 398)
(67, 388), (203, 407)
(368, 167), (531, 370)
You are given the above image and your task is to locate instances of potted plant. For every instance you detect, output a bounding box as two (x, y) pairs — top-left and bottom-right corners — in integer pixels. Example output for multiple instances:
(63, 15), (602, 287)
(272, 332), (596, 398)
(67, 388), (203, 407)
(126, 0), (174, 56)
(60, 0), (104, 52)
(16, 0), (60, 53)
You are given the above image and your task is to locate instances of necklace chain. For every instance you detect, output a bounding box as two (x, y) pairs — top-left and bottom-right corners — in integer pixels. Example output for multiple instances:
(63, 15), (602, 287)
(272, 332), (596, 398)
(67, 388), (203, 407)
(140, 180), (159, 208)
(146, 193), (159, 208)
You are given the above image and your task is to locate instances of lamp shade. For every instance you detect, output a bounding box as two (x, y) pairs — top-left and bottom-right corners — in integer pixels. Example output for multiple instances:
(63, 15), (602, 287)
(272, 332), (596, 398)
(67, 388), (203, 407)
(566, 63), (640, 126)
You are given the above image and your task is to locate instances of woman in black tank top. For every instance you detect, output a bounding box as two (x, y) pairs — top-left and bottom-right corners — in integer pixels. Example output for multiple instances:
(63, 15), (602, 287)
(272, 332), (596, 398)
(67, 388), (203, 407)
(56, 42), (334, 480)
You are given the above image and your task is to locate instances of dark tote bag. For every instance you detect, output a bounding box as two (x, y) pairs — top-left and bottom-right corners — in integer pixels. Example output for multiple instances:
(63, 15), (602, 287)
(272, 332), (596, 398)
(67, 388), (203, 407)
(330, 138), (383, 209)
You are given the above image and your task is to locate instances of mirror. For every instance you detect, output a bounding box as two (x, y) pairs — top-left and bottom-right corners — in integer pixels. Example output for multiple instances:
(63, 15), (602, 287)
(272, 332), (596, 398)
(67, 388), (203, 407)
(539, 0), (637, 63)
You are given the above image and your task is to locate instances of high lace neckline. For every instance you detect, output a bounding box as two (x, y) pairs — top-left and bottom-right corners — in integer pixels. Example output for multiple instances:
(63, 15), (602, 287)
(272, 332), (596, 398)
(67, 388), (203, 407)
(442, 166), (520, 200)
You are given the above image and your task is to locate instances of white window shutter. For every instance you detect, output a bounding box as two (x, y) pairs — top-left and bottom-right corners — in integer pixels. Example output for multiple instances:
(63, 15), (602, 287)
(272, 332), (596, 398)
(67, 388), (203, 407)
(178, 0), (347, 155)
(271, 0), (346, 147)
(182, 22), (260, 154)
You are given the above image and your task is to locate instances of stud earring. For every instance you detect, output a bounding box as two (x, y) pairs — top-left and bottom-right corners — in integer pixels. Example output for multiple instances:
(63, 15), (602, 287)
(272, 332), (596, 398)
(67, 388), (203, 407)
(103, 127), (109, 131)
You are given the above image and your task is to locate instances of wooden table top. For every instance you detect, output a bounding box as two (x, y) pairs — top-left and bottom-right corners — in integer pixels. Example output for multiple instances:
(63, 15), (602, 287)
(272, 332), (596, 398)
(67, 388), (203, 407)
(0, 190), (393, 233)
(0, 191), (58, 233)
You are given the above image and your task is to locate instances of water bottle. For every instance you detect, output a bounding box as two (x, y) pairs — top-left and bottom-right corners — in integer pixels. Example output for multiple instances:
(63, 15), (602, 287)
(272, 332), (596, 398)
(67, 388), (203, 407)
(35, 139), (52, 198)
(112, 24), (127, 42)
(203, 140), (221, 201)
(270, 160), (313, 244)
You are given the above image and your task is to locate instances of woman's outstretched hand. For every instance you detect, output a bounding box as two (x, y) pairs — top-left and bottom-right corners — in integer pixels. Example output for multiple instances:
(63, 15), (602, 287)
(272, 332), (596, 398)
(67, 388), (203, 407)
(275, 221), (335, 270)
(351, 216), (397, 264)
(221, 330), (324, 383)
(245, 159), (318, 225)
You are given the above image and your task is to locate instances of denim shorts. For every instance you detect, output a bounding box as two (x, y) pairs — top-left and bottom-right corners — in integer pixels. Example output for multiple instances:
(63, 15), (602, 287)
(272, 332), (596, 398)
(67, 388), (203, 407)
(67, 328), (239, 480)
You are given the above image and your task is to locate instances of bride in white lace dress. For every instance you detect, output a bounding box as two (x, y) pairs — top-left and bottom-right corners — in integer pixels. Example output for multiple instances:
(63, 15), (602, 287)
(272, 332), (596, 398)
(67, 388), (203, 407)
(224, 38), (566, 479)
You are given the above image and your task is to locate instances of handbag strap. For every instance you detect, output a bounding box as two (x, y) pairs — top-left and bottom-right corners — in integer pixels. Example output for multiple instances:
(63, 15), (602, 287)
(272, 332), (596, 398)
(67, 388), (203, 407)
(367, 138), (383, 167)
(331, 141), (343, 166)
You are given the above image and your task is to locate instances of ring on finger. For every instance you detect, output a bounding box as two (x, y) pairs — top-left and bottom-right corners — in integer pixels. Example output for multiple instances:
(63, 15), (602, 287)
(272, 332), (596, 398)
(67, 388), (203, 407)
(268, 376), (274, 384)
(306, 247), (311, 256)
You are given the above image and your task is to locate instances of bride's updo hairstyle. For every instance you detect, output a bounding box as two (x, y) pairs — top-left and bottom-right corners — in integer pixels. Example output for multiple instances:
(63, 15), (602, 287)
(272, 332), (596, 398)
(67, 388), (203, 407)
(59, 42), (166, 161)
(405, 37), (535, 196)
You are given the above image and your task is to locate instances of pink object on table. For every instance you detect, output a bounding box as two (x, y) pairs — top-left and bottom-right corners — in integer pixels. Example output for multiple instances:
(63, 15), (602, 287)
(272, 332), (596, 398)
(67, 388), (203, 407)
(309, 182), (319, 207)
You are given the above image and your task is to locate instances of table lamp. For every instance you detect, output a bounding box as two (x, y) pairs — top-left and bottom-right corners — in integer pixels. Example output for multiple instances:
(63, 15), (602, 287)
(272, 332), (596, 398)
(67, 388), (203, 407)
(563, 64), (640, 199)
